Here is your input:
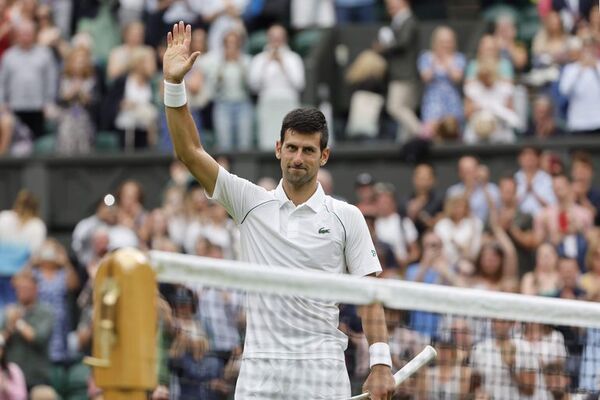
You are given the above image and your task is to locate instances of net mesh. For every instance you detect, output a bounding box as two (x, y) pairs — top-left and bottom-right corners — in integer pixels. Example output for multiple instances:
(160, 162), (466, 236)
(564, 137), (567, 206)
(151, 251), (600, 400)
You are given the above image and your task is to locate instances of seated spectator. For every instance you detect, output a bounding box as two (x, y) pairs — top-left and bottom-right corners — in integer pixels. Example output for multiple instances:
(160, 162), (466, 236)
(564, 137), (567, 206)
(515, 146), (557, 216)
(534, 175), (593, 262)
(463, 58), (519, 144)
(0, 191), (46, 306)
(526, 96), (565, 138)
(116, 179), (148, 239)
(0, 19), (58, 139)
(571, 151), (600, 225)
(470, 319), (545, 399)
(106, 21), (153, 82)
(248, 24), (305, 150)
(418, 26), (465, 140)
(541, 150), (566, 177)
(375, 0), (421, 141)
(139, 208), (175, 251)
(71, 198), (118, 267)
(542, 361), (581, 400)
(201, 0), (247, 54)
(374, 182), (419, 270)
(56, 47), (97, 154)
(0, 111), (32, 156)
(203, 30), (253, 150)
(446, 156), (500, 222)
(344, 49), (387, 139)
(415, 337), (473, 400)
(334, 0), (377, 24)
(113, 48), (159, 148)
(494, 175), (537, 274)
(530, 11), (570, 87)
(402, 163), (443, 235)
(581, 237), (600, 299)
(521, 242), (561, 296)
(2, 270), (54, 391)
(183, 28), (211, 138)
(553, 0), (595, 33)
(465, 34), (514, 82)
(167, 286), (224, 400)
(558, 36), (600, 135)
(364, 213), (399, 278)
(35, 4), (69, 61)
(434, 194), (483, 265)
(523, 323), (568, 377)
(0, 335), (26, 400)
(493, 14), (529, 74)
(354, 172), (378, 216)
(556, 257), (586, 299)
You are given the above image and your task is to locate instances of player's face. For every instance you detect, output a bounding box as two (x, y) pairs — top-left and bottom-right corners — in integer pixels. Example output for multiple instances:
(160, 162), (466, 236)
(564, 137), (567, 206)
(276, 130), (329, 188)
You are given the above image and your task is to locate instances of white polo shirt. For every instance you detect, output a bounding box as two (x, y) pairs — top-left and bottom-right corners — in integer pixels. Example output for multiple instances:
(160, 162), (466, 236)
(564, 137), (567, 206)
(210, 167), (381, 360)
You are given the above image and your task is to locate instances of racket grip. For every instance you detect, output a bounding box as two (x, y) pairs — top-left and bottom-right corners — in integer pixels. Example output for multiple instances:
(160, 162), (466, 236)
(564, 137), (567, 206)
(347, 345), (437, 400)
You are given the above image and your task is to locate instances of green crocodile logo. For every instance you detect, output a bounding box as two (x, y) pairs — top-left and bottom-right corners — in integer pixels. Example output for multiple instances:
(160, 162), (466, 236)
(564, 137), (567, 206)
(318, 227), (330, 234)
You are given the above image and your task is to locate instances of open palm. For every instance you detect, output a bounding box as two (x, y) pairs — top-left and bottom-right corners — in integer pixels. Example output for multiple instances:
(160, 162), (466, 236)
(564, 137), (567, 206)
(163, 21), (201, 84)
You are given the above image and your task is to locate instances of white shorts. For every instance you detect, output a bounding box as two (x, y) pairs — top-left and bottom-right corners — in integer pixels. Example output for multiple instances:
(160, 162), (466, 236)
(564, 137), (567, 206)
(235, 358), (351, 400)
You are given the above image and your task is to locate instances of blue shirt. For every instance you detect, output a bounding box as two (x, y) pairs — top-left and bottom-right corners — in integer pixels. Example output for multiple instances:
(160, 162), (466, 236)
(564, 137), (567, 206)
(405, 263), (441, 338)
(446, 183), (500, 222)
(335, 0), (375, 6)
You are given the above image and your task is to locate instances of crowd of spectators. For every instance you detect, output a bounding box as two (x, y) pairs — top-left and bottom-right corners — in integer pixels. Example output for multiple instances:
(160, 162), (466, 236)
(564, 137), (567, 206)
(1, 144), (600, 398)
(0, 0), (597, 156)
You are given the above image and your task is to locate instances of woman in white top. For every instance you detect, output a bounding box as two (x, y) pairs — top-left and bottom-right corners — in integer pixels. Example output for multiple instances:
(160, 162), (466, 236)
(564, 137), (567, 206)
(434, 194), (483, 265)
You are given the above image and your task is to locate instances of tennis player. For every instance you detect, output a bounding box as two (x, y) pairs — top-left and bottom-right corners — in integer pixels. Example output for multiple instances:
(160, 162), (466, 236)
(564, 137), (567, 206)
(163, 22), (396, 400)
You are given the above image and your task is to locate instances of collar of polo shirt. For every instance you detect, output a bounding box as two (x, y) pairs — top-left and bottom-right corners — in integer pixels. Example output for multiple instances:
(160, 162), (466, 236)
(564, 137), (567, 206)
(274, 180), (326, 213)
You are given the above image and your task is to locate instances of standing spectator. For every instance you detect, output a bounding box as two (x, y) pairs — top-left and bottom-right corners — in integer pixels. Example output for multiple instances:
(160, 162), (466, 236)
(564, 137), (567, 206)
(534, 175), (593, 262)
(374, 182), (419, 270)
(375, 0), (421, 141)
(248, 24), (305, 150)
(0, 335), (26, 400)
(463, 58), (519, 144)
(203, 30), (253, 150)
(446, 156), (500, 222)
(106, 21), (153, 82)
(493, 14), (529, 73)
(571, 151), (600, 225)
(201, 0), (248, 54)
(521, 243), (561, 296)
(552, 0), (595, 33)
(515, 146), (557, 216)
(556, 257), (586, 299)
(0, 19), (58, 139)
(116, 179), (147, 238)
(35, 4), (69, 61)
(581, 237), (600, 298)
(418, 26), (465, 139)
(291, 0), (335, 29)
(0, 190), (46, 306)
(405, 231), (458, 338)
(402, 163), (443, 235)
(334, 0), (376, 24)
(434, 194), (483, 265)
(71, 198), (117, 268)
(531, 11), (570, 86)
(56, 47), (97, 154)
(558, 37), (600, 135)
(470, 319), (545, 399)
(1, 270), (54, 391)
(0, 0), (12, 61)
(364, 213), (399, 278)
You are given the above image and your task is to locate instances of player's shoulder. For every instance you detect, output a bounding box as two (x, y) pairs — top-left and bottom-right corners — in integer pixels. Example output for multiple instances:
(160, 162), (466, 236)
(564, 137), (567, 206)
(324, 195), (365, 225)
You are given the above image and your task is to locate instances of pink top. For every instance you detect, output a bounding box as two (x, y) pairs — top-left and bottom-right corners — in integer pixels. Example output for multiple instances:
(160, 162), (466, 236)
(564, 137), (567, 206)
(534, 204), (594, 243)
(0, 363), (27, 400)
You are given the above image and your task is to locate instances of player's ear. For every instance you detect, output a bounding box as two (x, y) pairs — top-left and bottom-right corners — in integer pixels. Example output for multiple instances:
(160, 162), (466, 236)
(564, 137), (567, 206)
(320, 147), (330, 166)
(275, 141), (282, 159)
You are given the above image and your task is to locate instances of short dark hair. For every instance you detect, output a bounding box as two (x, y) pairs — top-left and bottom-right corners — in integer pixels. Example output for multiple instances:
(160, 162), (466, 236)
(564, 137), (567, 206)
(280, 108), (329, 151)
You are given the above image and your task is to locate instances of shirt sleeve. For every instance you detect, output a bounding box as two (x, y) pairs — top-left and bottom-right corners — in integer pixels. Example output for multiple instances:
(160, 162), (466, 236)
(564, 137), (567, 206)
(208, 166), (270, 224)
(342, 204), (382, 277)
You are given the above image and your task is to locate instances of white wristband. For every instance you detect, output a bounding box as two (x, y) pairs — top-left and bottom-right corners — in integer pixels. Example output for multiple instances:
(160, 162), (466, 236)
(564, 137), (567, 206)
(369, 342), (392, 369)
(164, 80), (187, 108)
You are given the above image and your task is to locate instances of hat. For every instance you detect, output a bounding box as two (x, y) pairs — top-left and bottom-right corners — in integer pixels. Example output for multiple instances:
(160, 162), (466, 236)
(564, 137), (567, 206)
(355, 172), (375, 187)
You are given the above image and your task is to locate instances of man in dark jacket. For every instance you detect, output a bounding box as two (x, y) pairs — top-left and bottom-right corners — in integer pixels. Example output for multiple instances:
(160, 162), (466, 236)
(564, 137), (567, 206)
(376, 0), (421, 142)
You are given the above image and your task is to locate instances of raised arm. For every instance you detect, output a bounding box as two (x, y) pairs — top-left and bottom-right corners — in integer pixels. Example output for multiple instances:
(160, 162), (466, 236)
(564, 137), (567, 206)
(163, 22), (220, 196)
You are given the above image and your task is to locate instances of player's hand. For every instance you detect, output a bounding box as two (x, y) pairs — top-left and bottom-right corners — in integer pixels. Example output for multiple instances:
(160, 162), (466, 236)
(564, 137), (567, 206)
(163, 21), (201, 84)
(362, 364), (395, 400)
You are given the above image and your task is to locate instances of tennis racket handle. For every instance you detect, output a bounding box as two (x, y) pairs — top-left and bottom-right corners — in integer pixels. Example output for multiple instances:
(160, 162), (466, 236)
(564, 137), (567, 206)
(347, 345), (437, 400)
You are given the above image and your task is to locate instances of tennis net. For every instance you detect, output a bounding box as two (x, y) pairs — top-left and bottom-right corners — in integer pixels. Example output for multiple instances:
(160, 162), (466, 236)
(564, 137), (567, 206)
(150, 250), (600, 400)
